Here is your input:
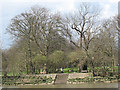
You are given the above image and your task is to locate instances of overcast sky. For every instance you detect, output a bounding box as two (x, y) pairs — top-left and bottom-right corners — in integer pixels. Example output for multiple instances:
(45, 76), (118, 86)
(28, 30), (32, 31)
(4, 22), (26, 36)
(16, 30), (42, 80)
(0, 0), (119, 49)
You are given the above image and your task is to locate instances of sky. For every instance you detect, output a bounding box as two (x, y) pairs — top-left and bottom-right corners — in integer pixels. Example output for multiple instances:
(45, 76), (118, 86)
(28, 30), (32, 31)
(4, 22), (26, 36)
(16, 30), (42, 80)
(0, 0), (119, 49)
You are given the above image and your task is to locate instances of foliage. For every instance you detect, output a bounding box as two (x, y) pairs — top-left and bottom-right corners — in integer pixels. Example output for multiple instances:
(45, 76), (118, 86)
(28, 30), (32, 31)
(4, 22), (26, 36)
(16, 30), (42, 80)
(33, 54), (47, 67)
(68, 50), (86, 68)
(47, 50), (68, 73)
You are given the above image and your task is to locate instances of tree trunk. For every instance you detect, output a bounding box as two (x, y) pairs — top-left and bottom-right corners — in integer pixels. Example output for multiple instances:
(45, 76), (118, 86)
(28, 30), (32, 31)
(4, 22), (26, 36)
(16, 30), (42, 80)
(112, 58), (115, 73)
(26, 64), (29, 74)
(80, 34), (82, 49)
(33, 66), (35, 74)
(39, 69), (40, 74)
(28, 35), (33, 74)
(79, 66), (81, 72)
(4, 72), (7, 77)
(30, 61), (34, 74)
(91, 61), (95, 76)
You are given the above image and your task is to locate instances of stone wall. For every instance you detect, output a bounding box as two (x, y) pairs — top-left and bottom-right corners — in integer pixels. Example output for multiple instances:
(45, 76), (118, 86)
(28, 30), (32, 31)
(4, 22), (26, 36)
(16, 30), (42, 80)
(26, 73), (91, 80)
(26, 74), (56, 79)
(30, 74), (57, 84)
(25, 73), (92, 84)
(68, 73), (92, 79)
(37, 74), (56, 79)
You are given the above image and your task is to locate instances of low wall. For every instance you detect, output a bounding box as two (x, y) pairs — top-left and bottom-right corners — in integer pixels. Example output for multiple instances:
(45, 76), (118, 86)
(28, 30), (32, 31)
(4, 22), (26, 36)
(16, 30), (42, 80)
(26, 73), (91, 80)
(37, 74), (56, 79)
(26, 74), (56, 84)
(26, 74), (56, 79)
(68, 73), (92, 79)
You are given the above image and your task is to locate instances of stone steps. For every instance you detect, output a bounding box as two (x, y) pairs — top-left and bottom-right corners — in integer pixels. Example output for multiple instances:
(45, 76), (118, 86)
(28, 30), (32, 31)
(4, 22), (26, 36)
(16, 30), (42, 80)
(54, 74), (69, 84)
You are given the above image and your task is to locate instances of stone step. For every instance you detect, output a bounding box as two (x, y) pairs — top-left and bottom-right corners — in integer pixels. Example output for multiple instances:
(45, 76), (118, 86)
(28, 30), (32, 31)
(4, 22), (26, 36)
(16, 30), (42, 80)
(54, 74), (69, 84)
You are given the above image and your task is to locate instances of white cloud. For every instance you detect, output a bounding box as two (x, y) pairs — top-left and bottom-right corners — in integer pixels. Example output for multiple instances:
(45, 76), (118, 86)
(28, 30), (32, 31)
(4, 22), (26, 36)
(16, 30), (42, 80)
(99, 2), (117, 19)
(103, 4), (111, 18)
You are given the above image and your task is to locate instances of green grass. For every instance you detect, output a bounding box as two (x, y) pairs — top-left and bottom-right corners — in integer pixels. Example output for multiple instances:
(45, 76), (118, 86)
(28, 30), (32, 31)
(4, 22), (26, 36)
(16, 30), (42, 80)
(3, 66), (118, 76)
(63, 68), (79, 73)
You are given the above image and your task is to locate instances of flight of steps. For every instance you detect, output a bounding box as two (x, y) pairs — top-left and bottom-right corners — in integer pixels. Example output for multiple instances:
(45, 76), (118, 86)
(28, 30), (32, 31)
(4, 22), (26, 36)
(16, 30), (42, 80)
(54, 73), (69, 84)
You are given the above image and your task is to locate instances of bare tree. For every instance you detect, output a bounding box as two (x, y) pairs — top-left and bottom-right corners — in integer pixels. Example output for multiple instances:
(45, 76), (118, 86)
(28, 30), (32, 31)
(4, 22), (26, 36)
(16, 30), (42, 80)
(61, 3), (101, 74)
(64, 3), (100, 51)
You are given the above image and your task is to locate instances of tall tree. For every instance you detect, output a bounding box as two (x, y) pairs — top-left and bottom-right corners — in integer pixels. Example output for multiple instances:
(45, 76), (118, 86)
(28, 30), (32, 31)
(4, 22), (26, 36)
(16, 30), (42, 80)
(62, 3), (101, 74)
(64, 3), (100, 51)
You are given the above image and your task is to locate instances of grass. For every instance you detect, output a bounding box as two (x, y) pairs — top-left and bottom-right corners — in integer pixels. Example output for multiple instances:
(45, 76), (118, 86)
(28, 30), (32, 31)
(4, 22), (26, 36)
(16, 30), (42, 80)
(3, 66), (118, 76)
(63, 68), (79, 73)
